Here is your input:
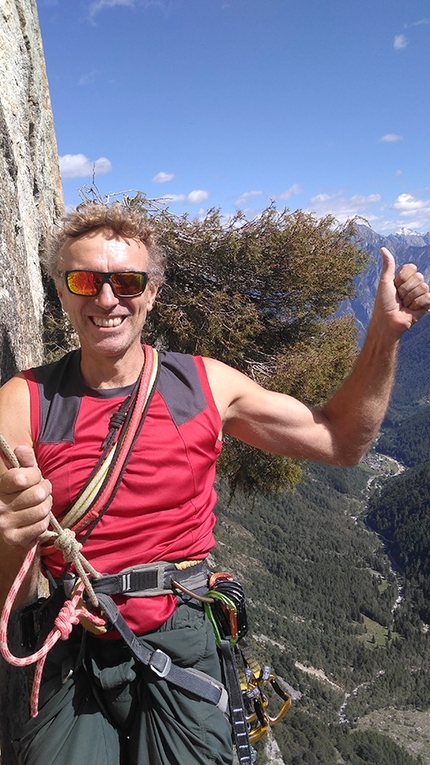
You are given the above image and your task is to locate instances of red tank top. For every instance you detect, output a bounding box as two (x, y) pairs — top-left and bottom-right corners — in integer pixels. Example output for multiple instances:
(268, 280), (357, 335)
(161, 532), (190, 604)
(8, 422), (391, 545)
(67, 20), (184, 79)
(23, 350), (222, 634)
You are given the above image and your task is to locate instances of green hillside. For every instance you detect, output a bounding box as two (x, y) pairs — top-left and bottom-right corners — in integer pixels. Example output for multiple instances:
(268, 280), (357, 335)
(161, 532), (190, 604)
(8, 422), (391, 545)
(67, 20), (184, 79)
(366, 461), (430, 623)
(212, 460), (430, 764)
(378, 406), (430, 468)
(385, 314), (430, 418)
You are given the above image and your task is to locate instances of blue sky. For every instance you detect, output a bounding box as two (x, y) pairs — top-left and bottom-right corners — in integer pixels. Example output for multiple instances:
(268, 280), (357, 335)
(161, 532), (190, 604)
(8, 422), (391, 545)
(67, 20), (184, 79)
(37, 0), (430, 234)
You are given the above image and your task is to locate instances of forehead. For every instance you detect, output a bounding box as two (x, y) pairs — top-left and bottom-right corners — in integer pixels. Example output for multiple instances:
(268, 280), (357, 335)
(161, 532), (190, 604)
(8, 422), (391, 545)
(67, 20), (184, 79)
(59, 229), (149, 271)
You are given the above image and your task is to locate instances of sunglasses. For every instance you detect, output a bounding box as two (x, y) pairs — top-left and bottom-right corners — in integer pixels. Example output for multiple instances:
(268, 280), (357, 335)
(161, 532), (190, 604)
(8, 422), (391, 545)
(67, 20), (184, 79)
(63, 270), (150, 298)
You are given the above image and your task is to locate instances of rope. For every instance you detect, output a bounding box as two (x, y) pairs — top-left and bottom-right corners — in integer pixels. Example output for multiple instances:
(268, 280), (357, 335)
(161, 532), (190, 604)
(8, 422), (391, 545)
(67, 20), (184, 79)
(70, 346), (158, 536)
(0, 433), (107, 716)
(0, 433), (101, 606)
(0, 543), (105, 716)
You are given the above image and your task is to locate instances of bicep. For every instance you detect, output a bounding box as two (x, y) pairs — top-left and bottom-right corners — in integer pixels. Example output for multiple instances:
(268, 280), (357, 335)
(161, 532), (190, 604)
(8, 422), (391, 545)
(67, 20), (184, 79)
(204, 358), (336, 462)
(225, 385), (335, 461)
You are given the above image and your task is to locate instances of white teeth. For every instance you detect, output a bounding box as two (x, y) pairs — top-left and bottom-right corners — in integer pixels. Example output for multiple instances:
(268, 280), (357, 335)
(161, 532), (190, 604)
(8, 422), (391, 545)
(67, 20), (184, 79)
(92, 317), (123, 327)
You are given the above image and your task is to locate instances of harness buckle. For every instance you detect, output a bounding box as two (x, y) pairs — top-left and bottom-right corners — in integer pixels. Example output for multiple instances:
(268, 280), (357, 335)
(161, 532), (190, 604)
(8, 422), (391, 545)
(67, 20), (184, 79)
(149, 648), (172, 678)
(121, 572), (133, 593)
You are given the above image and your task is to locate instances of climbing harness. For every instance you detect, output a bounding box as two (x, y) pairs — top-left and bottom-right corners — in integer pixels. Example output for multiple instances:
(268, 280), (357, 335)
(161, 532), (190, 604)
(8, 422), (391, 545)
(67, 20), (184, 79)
(0, 345), (291, 761)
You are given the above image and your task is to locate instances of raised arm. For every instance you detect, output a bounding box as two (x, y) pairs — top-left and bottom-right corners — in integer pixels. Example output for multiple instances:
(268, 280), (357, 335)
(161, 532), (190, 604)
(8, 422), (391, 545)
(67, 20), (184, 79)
(0, 376), (52, 608)
(206, 248), (430, 466)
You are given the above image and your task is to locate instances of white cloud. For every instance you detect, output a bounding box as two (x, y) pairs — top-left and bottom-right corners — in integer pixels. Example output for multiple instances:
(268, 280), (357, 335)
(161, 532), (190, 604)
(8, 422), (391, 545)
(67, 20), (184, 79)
(152, 172), (175, 183)
(187, 190), (210, 204)
(159, 189), (210, 205)
(392, 193), (430, 214)
(382, 193), (430, 231)
(88, 0), (168, 18)
(89, 0), (135, 18)
(59, 154), (112, 180)
(393, 169), (403, 177)
(407, 18), (430, 27)
(359, 192), (430, 234)
(380, 133), (403, 143)
(275, 184), (303, 200)
(394, 34), (408, 50)
(307, 192), (381, 222)
(235, 190), (264, 207)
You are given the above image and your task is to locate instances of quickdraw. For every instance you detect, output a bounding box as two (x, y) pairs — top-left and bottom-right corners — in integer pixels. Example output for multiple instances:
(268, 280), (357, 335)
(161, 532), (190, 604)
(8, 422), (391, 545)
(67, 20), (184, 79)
(238, 640), (291, 744)
(205, 572), (291, 753)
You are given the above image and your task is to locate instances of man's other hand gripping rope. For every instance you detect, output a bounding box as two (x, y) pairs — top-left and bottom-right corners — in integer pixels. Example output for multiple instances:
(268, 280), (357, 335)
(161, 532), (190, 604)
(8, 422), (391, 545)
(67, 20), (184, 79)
(0, 434), (107, 717)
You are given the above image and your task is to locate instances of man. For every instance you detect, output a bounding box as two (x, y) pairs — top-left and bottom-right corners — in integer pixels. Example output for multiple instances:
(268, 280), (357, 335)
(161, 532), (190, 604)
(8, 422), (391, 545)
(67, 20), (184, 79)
(0, 202), (429, 765)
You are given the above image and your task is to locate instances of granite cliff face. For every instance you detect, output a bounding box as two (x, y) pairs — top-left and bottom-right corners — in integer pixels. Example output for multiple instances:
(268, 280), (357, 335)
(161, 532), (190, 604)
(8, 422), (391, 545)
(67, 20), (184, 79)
(0, 3), (63, 762)
(0, 0), (63, 383)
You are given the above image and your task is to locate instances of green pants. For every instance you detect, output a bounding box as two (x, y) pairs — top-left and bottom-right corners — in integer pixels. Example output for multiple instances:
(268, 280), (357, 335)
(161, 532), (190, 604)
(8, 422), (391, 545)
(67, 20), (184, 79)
(16, 602), (234, 765)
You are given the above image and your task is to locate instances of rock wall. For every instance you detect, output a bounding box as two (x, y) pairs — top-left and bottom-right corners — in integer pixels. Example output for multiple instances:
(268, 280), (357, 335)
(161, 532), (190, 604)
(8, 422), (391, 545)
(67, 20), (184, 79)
(0, 0), (63, 383)
(0, 2), (63, 762)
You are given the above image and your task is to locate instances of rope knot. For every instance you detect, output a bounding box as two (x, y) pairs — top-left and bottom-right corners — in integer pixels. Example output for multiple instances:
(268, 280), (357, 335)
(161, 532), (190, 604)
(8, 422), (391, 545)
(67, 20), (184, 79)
(54, 600), (80, 640)
(53, 528), (82, 562)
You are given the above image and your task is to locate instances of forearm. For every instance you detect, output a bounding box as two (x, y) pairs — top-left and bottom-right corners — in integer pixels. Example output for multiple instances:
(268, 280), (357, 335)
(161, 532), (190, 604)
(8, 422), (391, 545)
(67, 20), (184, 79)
(0, 539), (40, 610)
(321, 317), (399, 464)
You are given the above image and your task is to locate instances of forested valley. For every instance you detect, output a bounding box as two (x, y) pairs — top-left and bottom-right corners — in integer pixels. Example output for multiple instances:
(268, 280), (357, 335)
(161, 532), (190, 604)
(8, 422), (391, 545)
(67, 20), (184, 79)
(212, 305), (430, 764)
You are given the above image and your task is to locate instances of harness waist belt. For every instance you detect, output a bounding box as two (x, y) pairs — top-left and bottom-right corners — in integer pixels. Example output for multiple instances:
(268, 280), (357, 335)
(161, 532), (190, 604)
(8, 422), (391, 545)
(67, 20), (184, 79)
(91, 560), (209, 598)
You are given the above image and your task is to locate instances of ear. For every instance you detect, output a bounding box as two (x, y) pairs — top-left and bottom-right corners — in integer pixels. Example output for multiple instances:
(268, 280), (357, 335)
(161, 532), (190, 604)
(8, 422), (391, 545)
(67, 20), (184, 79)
(146, 284), (158, 313)
(55, 280), (65, 307)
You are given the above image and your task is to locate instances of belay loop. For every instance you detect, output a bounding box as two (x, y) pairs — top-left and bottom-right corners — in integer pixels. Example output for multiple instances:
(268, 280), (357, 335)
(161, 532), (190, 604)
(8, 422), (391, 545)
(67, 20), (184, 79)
(205, 572), (291, 762)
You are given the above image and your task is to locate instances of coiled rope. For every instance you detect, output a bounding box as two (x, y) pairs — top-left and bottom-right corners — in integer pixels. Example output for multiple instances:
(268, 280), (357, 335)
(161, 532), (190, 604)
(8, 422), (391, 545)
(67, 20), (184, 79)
(0, 433), (106, 716)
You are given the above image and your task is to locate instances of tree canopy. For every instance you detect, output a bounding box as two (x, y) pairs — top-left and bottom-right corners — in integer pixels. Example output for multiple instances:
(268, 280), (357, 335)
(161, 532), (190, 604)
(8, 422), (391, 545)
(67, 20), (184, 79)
(45, 194), (369, 494)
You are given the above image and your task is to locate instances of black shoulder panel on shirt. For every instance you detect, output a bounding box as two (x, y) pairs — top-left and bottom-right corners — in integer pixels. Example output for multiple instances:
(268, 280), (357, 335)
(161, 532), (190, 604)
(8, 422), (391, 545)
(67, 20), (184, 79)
(157, 352), (207, 427)
(31, 350), (207, 442)
(31, 351), (83, 443)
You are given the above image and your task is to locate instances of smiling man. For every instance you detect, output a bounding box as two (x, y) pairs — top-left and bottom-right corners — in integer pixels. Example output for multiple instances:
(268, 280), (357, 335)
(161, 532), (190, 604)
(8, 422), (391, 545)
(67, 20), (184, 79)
(0, 201), (429, 765)
(57, 232), (159, 385)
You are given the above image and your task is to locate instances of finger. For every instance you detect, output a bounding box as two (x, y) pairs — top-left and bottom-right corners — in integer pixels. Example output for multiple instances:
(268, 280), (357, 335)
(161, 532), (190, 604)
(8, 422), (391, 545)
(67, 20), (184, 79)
(14, 445), (38, 469)
(0, 483), (52, 546)
(397, 276), (425, 308)
(394, 263), (418, 289)
(1, 513), (49, 547)
(0, 466), (44, 494)
(380, 247), (396, 280)
(17, 479), (53, 509)
(405, 290), (430, 314)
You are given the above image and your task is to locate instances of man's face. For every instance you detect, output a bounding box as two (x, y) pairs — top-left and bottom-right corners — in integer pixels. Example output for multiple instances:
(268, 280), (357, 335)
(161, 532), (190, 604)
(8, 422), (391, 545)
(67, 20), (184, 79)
(56, 229), (158, 361)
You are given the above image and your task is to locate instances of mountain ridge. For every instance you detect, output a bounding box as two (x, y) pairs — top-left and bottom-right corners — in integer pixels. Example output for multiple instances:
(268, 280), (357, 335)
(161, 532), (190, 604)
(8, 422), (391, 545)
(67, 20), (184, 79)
(340, 224), (430, 343)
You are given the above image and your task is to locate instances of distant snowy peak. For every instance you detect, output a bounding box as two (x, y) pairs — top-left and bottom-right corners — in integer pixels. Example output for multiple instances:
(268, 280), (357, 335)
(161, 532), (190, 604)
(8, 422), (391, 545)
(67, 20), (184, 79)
(389, 228), (430, 247)
(395, 227), (422, 237)
(387, 230), (430, 248)
(354, 223), (430, 250)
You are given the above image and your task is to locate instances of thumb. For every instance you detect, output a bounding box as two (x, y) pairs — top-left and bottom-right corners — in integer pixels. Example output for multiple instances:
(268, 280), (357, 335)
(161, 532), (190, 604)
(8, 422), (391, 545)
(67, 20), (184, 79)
(14, 445), (39, 469)
(380, 247), (396, 281)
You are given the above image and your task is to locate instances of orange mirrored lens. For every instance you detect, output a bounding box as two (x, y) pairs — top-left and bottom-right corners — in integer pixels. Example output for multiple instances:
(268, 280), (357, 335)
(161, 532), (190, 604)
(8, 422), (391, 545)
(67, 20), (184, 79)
(65, 271), (148, 297)
(66, 271), (102, 295)
(110, 273), (145, 296)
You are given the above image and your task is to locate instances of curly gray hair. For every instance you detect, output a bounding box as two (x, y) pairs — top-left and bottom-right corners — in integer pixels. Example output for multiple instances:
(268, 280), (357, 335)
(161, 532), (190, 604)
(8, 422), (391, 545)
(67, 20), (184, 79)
(43, 201), (167, 285)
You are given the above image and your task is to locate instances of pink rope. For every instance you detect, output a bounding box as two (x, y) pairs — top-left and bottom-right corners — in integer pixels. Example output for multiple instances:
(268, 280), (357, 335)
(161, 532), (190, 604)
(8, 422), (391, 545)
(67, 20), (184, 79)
(0, 544), (106, 717)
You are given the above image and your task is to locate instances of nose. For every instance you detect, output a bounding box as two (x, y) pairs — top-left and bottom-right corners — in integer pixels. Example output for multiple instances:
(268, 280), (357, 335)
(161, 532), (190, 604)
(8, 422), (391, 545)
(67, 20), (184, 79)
(94, 281), (119, 308)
